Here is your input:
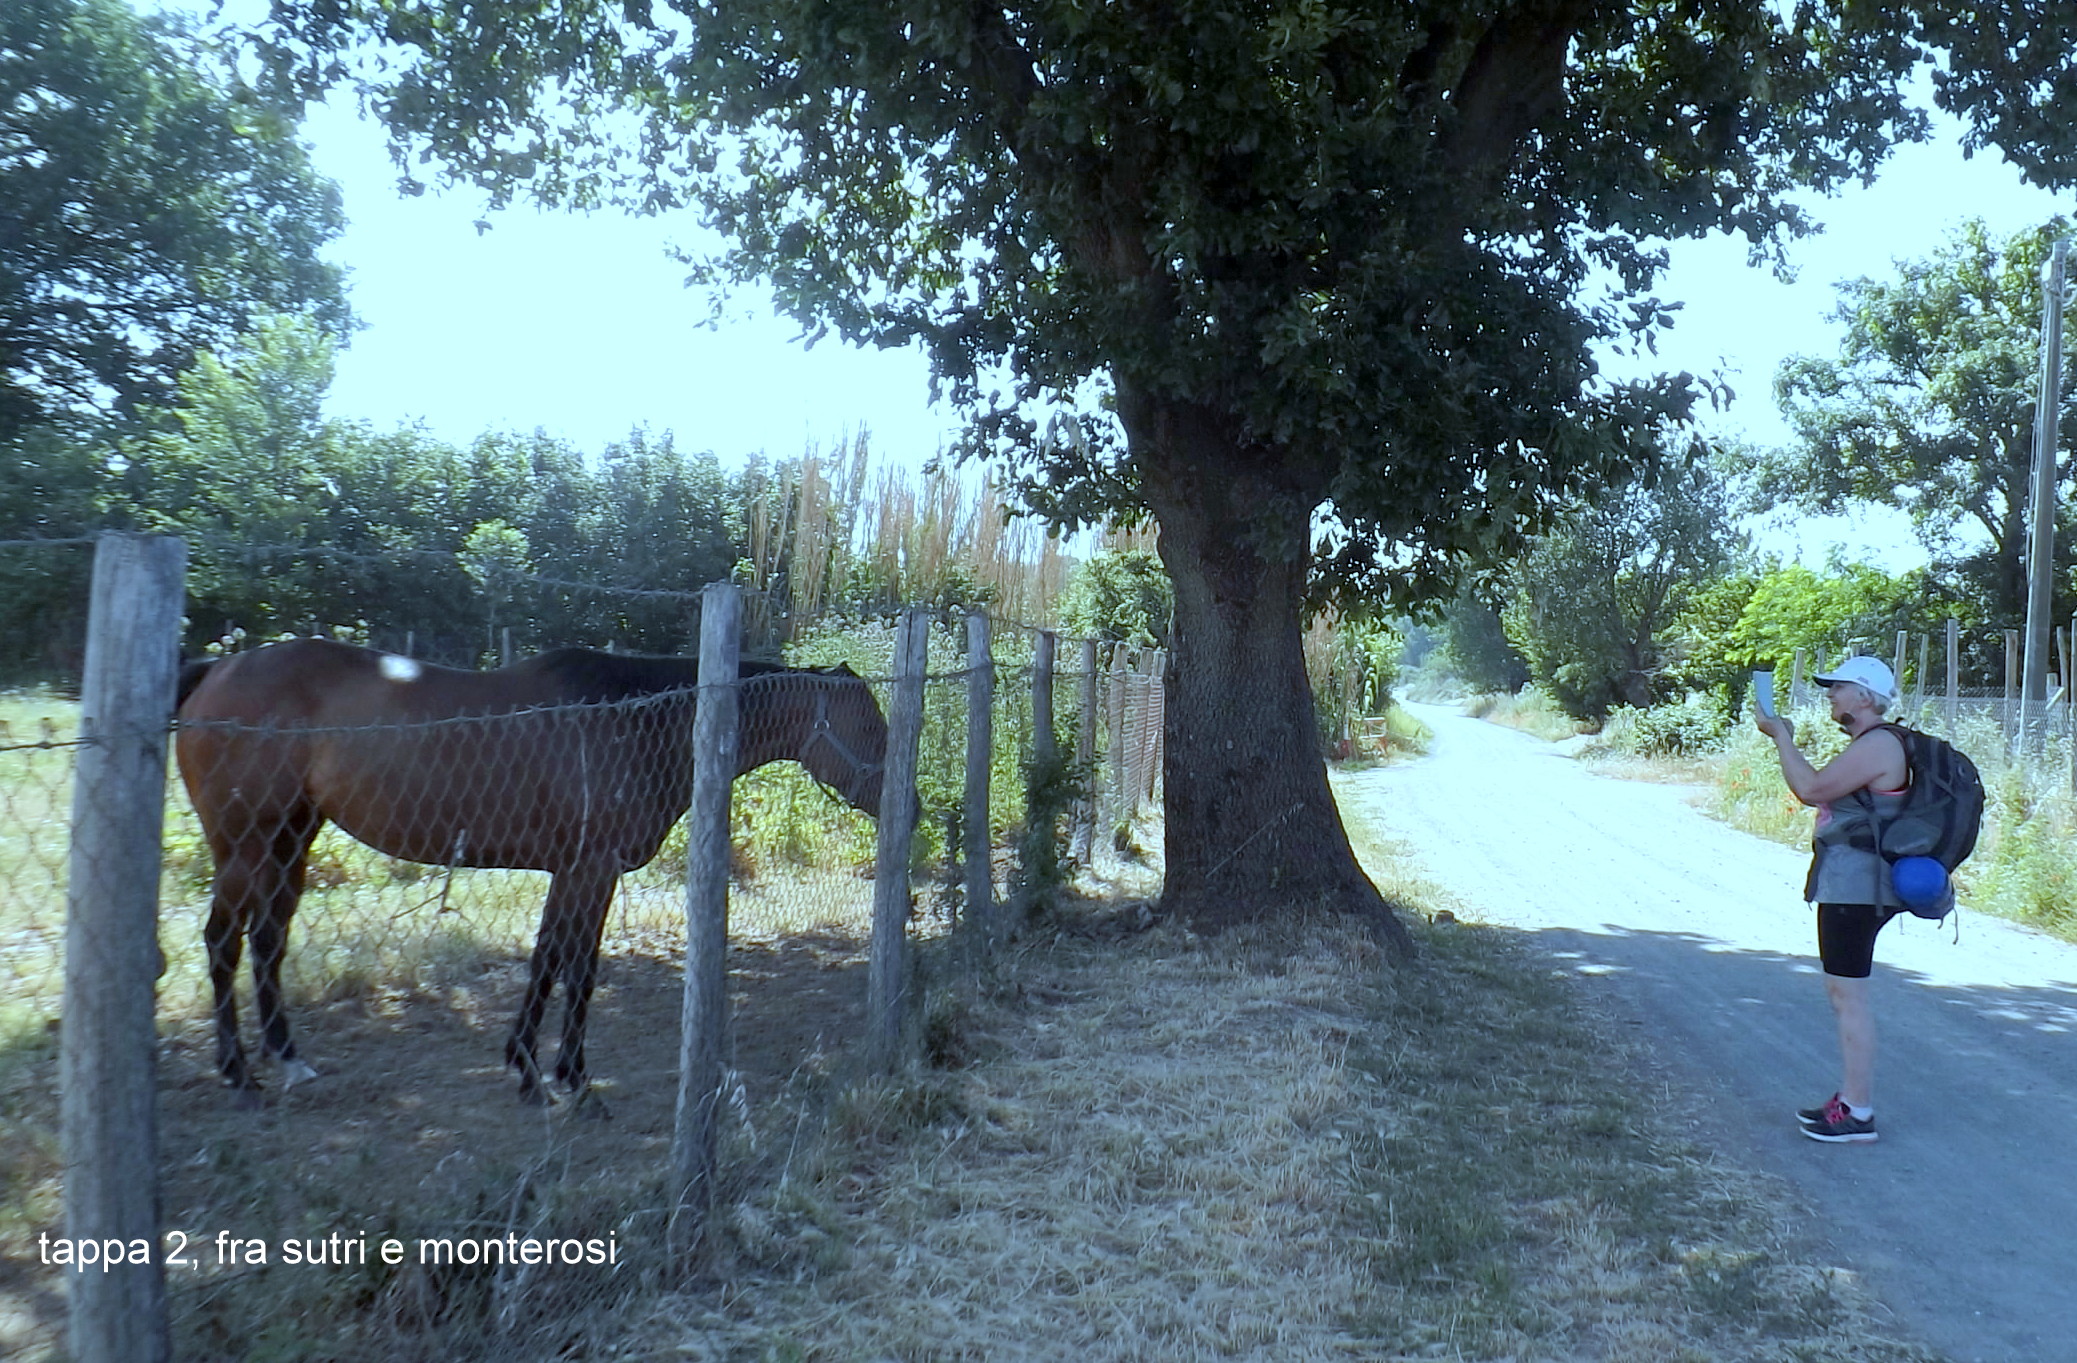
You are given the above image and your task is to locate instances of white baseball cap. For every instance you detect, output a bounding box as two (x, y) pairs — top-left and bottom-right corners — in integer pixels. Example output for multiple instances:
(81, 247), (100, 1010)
(1813, 656), (1896, 704)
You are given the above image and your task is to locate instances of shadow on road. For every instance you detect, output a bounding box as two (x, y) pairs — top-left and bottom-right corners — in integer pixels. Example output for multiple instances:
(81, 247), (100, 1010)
(1489, 917), (2077, 1363)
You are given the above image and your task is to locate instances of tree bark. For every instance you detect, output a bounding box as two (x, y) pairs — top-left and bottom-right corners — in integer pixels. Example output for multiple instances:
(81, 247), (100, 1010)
(1122, 386), (1415, 957)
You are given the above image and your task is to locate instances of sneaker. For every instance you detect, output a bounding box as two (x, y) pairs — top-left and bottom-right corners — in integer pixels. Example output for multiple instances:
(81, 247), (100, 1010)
(1801, 1095), (1877, 1143)
(1796, 1094), (1841, 1126)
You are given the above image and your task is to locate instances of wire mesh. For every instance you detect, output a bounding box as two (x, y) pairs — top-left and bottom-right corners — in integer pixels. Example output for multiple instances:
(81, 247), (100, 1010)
(0, 702), (80, 1042)
(1088, 643), (1166, 864)
(5, 564), (1169, 1360)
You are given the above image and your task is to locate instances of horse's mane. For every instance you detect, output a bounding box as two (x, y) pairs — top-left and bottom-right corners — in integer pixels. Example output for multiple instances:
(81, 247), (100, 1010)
(519, 647), (815, 701)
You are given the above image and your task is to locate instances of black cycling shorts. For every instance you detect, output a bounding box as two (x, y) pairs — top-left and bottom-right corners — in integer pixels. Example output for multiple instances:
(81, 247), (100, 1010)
(1816, 902), (1902, 979)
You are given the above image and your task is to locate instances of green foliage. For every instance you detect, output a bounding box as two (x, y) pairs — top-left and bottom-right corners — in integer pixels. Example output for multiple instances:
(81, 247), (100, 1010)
(0, 0), (348, 445)
(244, 0), (2063, 601)
(1758, 219), (2076, 627)
(768, 620), (1063, 884)
(1667, 569), (1761, 700)
(1464, 686), (1585, 743)
(1972, 766), (2077, 933)
(1724, 562), (1956, 684)
(1307, 617), (1404, 754)
(1441, 587), (1530, 696)
(1503, 461), (1744, 720)
(1010, 741), (1088, 926)
(68, 319), (739, 663)
(119, 314), (360, 637)
(1057, 550), (1173, 650)
(1599, 695), (1734, 758)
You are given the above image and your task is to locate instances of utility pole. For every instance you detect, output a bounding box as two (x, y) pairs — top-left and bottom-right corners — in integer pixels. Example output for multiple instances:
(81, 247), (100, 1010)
(2021, 238), (2068, 748)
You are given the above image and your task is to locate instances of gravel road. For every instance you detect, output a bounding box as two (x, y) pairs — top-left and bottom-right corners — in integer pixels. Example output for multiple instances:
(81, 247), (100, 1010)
(1333, 702), (2077, 1363)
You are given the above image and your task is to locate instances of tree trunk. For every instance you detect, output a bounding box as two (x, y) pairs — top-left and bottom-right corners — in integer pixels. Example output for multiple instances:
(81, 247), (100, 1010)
(1123, 387), (1415, 957)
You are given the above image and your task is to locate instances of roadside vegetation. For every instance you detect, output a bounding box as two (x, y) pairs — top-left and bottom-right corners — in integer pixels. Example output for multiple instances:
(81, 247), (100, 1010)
(1451, 684), (2077, 949)
(1464, 686), (1593, 744)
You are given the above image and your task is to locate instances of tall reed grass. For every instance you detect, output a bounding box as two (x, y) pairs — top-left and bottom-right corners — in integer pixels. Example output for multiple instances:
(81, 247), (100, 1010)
(737, 435), (1155, 647)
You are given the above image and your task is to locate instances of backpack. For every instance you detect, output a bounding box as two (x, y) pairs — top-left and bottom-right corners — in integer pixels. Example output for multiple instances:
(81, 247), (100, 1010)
(1865, 722), (1985, 918)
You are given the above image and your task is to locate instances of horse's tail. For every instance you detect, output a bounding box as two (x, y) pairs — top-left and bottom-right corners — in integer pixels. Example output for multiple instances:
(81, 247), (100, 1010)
(176, 657), (218, 711)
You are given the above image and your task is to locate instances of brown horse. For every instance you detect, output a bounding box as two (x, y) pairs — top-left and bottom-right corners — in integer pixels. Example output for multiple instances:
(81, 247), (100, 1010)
(174, 637), (890, 1106)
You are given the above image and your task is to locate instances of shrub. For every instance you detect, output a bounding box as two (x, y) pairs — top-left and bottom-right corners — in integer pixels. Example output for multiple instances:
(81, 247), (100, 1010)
(1601, 695), (1733, 758)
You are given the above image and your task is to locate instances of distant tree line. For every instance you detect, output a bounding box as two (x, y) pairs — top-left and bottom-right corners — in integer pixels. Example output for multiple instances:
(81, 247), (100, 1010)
(1404, 217), (2077, 722)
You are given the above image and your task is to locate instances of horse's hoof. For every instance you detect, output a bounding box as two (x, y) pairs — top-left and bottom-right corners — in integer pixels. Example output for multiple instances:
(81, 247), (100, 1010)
(281, 1059), (320, 1089)
(571, 1089), (612, 1121)
(518, 1085), (557, 1108)
(231, 1085), (264, 1111)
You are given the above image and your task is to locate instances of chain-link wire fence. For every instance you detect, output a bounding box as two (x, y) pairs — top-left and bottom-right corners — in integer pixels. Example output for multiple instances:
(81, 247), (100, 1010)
(1094, 643), (1166, 861)
(0, 539), (100, 1055)
(0, 701), (82, 1042)
(1785, 626), (2077, 787)
(5, 539), (1183, 1362)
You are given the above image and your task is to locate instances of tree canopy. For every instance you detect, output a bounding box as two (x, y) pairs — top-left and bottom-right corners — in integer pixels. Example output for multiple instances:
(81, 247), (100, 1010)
(244, 0), (2077, 933)
(1, 0), (351, 445)
(1760, 219), (2075, 626)
(1502, 459), (1741, 717)
(255, 0), (1996, 593)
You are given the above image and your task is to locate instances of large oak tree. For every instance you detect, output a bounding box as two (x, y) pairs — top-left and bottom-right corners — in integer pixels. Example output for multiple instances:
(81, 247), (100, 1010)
(251, 1), (2077, 947)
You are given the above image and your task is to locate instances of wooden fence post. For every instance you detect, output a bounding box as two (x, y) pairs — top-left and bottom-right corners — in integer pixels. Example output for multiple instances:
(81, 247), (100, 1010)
(1891, 630), (1908, 704)
(1915, 632), (1930, 719)
(672, 582), (739, 1244)
(1140, 650), (1166, 803)
(64, 532), (184, 1363)
(2060, 619), (2077, 756)
(1071, 638), (1098, 865)
(1106, 644), (1130, 835)
(1033, 630), (1058, 771)
(1014, 629), (1060, 934)
(869, 610), (928, 1071)
(2006, 628), (2022, 748)
(2064, 617), (2076, 744)
(1790, 648), (1807, 708)
(1946, 618), (1960, 736)
(962, 610), (994, 953)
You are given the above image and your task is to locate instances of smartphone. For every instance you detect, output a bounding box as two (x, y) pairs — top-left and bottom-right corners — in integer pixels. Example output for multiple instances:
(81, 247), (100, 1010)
(1753, 670), (1776, 718)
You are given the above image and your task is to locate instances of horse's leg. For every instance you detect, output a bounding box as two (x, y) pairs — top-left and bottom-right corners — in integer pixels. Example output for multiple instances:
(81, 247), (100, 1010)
(203, 842), (259, 1102)
(506, 870), (579, 1105)
(251, 814), (322, 1088)
(551, 866), (619, 1113)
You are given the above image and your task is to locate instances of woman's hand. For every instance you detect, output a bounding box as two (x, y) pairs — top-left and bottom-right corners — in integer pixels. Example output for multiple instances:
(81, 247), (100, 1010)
(1754, 704), (1795, 743)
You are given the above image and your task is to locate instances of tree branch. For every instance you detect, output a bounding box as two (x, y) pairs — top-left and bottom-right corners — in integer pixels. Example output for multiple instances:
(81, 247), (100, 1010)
(1438, 3), (1586, 194)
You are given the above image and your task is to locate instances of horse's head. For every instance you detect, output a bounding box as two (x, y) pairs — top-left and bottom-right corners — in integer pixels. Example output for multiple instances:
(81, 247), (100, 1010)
(785, 664), (894, 817)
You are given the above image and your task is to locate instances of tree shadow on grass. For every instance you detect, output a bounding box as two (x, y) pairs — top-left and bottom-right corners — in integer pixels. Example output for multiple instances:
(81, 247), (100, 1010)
(2, 925), (875, 1362)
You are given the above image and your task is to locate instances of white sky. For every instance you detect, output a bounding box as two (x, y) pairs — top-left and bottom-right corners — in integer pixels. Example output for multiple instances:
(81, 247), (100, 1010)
(265, 57), (2068, 571)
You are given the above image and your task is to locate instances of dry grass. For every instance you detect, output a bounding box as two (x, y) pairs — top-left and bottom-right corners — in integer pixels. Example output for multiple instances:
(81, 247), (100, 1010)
(1465, 687), (1594, 742)
(638, 906), (1390, 1360)
(602, 837), (1938, 1362)
(737, 438), (1100, 638)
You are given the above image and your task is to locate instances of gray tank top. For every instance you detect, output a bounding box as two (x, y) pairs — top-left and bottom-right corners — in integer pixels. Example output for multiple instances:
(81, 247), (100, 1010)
(1805, 788), (1907, 906)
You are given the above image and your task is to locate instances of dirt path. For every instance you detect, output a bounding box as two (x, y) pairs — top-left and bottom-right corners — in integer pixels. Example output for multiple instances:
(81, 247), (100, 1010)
(1334, 703), (2077, 1363)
